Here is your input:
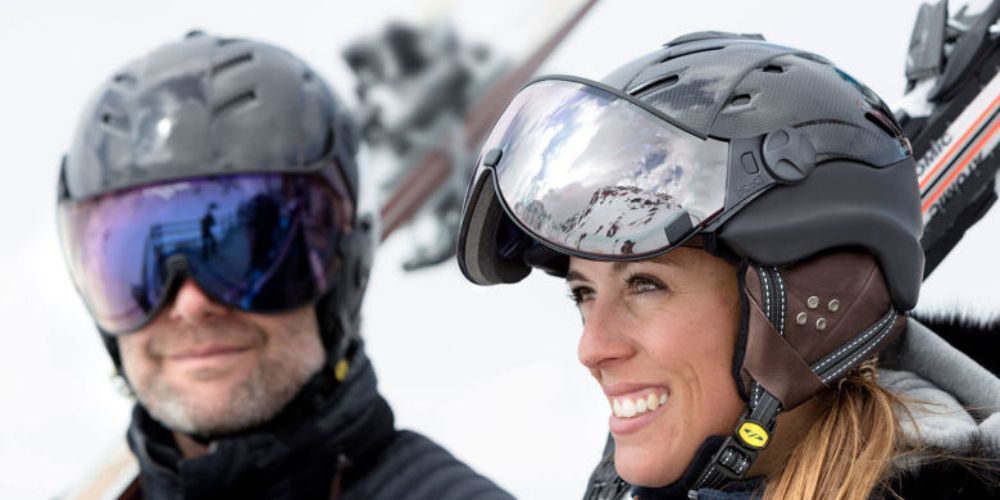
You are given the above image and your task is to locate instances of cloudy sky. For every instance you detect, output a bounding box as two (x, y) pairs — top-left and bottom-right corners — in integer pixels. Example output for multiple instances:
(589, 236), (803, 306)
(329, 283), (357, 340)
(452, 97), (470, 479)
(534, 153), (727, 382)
(2, 1), (997, 498)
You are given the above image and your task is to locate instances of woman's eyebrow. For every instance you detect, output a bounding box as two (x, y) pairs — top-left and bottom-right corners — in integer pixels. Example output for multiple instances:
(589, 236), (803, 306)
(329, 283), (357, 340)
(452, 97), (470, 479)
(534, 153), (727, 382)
(567, 262), (641, 282)
(566, 258), (677, 282)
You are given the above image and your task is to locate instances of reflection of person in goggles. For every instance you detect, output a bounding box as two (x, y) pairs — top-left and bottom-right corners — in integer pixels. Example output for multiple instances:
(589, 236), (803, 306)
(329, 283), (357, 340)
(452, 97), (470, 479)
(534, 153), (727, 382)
(458, 33), (998, 499)
(57, 32), (513, 499)
(60, 173), (354, 333)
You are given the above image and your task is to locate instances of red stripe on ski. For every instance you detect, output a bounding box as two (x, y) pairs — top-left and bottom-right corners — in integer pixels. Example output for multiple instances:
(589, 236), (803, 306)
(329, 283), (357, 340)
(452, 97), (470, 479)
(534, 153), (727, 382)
(380, 150), (451, 239)
(919, 92), (1000, 191)
(922, 116), (1000, 213)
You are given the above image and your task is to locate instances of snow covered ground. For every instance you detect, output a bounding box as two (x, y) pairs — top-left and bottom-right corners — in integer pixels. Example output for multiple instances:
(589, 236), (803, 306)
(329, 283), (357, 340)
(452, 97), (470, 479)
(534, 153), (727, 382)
(1, 1), (996, 498)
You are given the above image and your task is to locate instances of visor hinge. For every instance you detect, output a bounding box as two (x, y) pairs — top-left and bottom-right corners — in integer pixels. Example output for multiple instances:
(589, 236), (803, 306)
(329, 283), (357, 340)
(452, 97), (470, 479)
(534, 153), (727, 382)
(762, 127), (816, 183)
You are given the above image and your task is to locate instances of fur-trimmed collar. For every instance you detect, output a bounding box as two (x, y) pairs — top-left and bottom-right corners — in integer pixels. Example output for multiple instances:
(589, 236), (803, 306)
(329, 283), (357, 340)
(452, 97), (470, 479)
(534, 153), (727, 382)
(876, 318), (1000, 498)
(909, 312), (1000, 375)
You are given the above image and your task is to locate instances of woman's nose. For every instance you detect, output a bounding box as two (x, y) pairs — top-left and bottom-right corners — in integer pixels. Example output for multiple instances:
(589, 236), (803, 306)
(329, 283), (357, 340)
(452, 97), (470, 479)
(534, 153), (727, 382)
(577, 300), (633, 369)
(167, 279), (229, 323)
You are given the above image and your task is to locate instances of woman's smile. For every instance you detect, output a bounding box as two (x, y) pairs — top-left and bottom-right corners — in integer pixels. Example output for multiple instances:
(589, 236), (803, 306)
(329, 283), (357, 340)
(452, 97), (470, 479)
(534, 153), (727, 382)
(606, 385), (670, 435)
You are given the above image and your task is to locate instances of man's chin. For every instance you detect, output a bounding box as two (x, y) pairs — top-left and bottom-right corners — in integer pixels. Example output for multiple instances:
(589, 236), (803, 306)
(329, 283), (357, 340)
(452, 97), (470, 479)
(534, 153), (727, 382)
(146, 390), (271, 436)
(141, 372), (271, 435)
(179, 407), (263, 436)
(135, 350), (319, 436)
(179, 382), (249, 410)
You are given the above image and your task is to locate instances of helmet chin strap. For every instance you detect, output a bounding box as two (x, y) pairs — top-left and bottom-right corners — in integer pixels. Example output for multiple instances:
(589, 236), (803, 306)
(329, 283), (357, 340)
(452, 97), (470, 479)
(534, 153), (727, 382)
(316, 212), (376, 379)
(687, 265), (789, 491)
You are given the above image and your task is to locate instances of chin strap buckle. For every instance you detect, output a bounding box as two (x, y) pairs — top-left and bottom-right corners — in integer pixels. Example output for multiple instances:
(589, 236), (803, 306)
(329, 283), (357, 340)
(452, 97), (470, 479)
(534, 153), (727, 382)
(690, 389), (781, 493)
(717, 438), (756, 477)
(689, 436), (756, 492)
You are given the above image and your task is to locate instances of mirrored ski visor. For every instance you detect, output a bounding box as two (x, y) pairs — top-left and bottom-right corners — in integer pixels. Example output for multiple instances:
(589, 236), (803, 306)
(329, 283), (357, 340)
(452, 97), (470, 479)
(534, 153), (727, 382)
(479, 78), (730, 258)
(58, 173), (353, 334)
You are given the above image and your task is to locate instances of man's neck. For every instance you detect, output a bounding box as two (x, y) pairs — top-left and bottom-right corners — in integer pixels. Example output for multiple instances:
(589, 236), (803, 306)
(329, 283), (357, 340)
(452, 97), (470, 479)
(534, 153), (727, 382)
(173, 432), (210, 459)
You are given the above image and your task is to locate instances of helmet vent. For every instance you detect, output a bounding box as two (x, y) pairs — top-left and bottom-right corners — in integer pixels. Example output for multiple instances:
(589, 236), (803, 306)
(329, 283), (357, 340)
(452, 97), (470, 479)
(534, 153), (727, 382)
(212, 52), (254, 76)
(628, 74), (679, 96)
(100, 111), (128, 132)
(657, 45), (723, 63)
(762, 64), (784, 73)
(303, 71), (314, 82)
(864, 111), (901, 139)
(213, 89), (257, 116)
(112, 73), (137, 87)
(216, 37), (246, 46)
(729, 94), (752, 107)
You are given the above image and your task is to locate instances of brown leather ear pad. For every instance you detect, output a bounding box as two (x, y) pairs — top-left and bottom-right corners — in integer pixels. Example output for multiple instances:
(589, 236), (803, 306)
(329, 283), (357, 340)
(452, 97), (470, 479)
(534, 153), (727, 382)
(742, 299), (825, 409)
(739, 249), (905, 409)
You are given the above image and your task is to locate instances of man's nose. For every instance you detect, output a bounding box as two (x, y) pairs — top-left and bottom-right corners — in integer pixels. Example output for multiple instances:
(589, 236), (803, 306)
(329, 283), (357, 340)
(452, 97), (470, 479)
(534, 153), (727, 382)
(577, 300), (633, 369)
(167, 279), (229, 323)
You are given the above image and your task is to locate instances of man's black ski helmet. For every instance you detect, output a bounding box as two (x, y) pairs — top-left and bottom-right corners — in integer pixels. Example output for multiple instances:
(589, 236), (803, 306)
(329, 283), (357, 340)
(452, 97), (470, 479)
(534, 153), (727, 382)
(59, 31), (373, 369)
(457, 31), (924, 492)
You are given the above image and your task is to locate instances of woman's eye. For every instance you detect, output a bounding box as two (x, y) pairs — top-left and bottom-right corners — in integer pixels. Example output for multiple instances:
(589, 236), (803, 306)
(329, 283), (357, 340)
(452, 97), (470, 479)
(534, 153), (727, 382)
(626, 274), (664, 295)
(568, 286), (595, 304)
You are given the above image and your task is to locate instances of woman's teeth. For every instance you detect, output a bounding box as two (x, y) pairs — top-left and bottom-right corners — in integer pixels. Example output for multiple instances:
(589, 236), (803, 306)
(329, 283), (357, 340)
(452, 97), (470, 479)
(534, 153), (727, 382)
(611, 392), (668, 418)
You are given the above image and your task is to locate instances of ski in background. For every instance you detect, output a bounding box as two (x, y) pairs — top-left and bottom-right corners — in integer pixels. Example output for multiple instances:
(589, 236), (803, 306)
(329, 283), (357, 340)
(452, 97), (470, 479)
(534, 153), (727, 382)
(899, 0), (1000, 380)
(344, 20), (507, 271)
(347, 0), (600, 271)
(897, 0), (1000, 277)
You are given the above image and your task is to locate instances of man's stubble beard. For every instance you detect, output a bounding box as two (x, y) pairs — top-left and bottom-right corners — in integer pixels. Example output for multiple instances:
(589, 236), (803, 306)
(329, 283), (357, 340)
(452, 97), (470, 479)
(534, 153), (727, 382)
(131, 318), (325, 436)
(140, 353), (318, 436)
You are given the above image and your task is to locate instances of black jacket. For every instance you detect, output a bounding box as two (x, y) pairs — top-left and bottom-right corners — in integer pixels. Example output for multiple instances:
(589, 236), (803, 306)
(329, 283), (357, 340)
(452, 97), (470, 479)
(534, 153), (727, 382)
(583, 317), (1000, 500)
(126, 346), (514, 500)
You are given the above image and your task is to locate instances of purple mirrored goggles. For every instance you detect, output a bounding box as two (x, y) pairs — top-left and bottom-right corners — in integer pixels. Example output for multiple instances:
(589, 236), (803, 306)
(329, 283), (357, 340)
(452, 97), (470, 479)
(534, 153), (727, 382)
(58, 173), (353, 335)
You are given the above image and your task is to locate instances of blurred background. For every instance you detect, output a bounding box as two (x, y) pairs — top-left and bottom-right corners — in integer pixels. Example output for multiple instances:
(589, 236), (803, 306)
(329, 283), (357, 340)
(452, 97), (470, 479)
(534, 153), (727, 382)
(1, 0), (997, 498)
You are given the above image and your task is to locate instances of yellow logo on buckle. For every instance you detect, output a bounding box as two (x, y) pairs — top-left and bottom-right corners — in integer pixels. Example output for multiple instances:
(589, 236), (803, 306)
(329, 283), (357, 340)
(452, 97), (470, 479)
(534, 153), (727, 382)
(738, 421), (769, 449)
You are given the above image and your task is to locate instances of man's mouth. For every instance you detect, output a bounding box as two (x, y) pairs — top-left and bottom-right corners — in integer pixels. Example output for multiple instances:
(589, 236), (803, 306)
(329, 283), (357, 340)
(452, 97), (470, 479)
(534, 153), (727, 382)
(167, 344), (254, 360)
(610, 388), (669, 419)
